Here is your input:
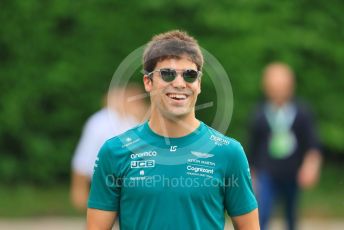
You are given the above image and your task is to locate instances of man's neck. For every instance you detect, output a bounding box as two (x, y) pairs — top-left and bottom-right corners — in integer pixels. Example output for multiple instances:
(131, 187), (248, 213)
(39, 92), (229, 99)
(148, 113), (200, 138)
(268, 100), (293, 110)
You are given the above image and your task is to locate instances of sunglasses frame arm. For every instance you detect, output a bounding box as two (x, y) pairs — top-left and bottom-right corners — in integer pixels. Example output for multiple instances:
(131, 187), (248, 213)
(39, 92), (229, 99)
(142, 70), (154, 80)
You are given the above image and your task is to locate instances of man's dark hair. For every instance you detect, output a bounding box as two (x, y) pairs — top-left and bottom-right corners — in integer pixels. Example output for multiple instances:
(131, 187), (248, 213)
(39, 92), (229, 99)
(143, 30), (204, 72)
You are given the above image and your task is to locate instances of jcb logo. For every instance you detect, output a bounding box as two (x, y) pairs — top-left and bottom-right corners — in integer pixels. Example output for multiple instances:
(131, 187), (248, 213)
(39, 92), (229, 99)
(131, 160), (155, 168)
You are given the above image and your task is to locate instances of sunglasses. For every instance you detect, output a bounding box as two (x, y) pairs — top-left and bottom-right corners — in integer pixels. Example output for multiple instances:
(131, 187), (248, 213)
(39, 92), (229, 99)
(145, 68), (202, 83)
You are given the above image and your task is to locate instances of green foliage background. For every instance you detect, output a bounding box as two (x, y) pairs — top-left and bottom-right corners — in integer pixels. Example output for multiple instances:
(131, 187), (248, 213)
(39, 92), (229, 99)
(0, 0), (343, 185)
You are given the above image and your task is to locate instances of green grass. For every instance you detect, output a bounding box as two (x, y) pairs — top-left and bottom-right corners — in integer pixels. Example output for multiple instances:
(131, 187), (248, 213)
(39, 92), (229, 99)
(0, 185), (83, 218)
(0, 164), (343, 218)
(300, 164), (344, 218)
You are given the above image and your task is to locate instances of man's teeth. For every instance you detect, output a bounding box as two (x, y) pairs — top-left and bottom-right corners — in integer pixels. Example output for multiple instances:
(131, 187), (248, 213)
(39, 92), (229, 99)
(167, 93), (187, 99)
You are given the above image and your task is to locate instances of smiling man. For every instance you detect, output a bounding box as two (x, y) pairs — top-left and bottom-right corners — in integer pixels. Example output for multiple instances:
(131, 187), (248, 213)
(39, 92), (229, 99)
(87, 30), (259, 230)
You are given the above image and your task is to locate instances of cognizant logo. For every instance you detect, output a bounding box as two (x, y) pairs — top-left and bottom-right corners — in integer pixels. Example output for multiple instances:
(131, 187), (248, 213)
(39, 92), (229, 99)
(130, 151), (157, 159)
(186, 165), (214, 174)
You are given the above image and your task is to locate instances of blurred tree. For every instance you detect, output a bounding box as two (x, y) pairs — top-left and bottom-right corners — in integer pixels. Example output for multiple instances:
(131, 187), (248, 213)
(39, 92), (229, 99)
(0, 0), (343, 185)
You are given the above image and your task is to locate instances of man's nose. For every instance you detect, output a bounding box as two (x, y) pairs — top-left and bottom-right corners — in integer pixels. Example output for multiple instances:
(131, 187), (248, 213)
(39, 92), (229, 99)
(171, 73), (186, 88)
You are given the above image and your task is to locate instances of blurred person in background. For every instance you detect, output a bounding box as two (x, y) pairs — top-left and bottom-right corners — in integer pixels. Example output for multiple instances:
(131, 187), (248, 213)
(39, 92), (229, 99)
(70, 84), (148, 211)
(249, 62), (323, 230)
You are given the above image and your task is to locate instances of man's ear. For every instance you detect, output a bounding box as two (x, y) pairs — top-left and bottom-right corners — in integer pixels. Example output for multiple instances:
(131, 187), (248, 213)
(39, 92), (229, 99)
(143, 75), (152, 92)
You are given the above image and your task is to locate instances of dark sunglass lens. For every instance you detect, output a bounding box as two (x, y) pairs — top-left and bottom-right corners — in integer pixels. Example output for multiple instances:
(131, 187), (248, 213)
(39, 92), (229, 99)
(183, 70), (198, 83)
(160, 69), (176, 82)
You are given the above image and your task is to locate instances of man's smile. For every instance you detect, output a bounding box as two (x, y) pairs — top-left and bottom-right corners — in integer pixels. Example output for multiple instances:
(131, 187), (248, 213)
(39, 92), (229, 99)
(166, 93), (189, 101)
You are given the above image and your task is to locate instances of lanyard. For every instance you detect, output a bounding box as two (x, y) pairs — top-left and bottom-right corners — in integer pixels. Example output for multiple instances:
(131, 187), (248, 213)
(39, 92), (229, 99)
(264, 103), (296, 132)
(264, 103), (297, 159)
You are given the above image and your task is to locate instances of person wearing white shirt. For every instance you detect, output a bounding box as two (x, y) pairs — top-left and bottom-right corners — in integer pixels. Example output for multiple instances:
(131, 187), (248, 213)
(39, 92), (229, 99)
(70, 85), (147, 210)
